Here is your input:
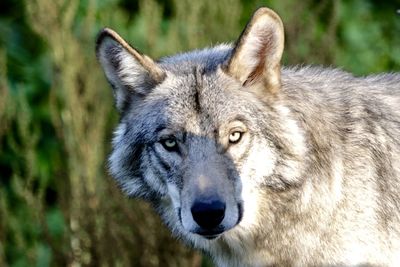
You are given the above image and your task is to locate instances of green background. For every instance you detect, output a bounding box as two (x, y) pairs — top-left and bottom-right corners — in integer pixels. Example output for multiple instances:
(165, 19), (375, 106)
(1, 0), (399, 266)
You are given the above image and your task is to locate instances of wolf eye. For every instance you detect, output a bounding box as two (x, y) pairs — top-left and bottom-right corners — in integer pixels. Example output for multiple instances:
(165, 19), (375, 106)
(229, 131), (243, 144)
(161, 138), (178, 151)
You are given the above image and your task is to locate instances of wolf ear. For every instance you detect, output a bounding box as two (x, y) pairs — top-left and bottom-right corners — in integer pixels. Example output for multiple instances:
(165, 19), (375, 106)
(226, 7), (284, 94)
(96, 28), (166, 112)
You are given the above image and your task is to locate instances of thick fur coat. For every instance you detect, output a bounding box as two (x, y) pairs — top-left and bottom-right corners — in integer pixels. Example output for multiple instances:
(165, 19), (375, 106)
(96, 7), (400, 267)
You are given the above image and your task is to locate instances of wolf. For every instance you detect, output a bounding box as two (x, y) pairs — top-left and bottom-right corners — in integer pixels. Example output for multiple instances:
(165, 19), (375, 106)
(96, 7), (400, 267)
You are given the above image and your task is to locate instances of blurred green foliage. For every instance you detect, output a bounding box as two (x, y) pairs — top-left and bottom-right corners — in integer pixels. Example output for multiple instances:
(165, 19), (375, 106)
(0, 0), (399, 266)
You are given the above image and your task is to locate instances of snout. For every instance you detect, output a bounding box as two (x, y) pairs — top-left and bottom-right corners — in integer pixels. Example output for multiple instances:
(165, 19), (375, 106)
(179, 168), (242, 239)
(191, 200), (226, 234)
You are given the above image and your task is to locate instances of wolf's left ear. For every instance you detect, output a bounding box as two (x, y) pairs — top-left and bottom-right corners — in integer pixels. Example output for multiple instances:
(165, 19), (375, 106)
(226, 7), (284, 94)
(96, 28), (166, 112)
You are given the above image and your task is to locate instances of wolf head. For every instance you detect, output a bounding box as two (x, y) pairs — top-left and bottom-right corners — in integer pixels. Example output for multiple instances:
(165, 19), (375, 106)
(96, 7), (307, 248)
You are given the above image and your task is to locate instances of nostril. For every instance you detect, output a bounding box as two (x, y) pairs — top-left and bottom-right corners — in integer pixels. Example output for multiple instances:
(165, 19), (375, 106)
(191, 200), (226, 230)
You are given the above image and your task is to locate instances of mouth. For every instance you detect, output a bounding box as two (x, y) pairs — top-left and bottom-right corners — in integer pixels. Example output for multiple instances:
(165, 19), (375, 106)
(194, 228), (225, 240)
(203, 234), (221, 240)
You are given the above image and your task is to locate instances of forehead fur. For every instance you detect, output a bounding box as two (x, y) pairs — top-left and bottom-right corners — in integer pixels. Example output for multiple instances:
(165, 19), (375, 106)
(159, 81), (263, 142)
(122, 44), (265, 138)
(159, 44), (233, 75)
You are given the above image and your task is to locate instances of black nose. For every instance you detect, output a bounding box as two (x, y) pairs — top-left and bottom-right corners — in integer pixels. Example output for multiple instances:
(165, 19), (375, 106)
(191, 200), (226, 229)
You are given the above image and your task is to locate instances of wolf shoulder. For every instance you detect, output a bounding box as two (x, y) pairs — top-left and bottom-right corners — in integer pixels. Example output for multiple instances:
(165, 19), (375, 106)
(282, 66), (400, 96)
(281, 66), (400, 120)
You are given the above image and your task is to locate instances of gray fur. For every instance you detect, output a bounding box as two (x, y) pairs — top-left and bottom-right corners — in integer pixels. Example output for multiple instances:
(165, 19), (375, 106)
(97, 7), (400, 267)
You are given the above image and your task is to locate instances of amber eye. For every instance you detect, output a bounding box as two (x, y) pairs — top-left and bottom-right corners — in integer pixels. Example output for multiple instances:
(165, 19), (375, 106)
(161, 138), (178, 151)
(229, 131), (243, 144)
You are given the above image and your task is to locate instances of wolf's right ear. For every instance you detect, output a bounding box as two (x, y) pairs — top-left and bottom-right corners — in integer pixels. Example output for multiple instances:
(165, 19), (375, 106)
(225, 7), (284, 94)
(96, 28), (166, 112)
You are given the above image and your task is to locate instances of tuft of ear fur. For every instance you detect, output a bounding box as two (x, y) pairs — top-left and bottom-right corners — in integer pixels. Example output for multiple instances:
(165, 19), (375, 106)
(96, 28), (166, 112)
(226, 7), (284, 94)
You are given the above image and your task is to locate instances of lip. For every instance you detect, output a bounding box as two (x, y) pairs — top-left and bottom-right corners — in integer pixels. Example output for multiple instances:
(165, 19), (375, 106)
(203, 234), (221, 240)
(194, 228), (225, 239)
